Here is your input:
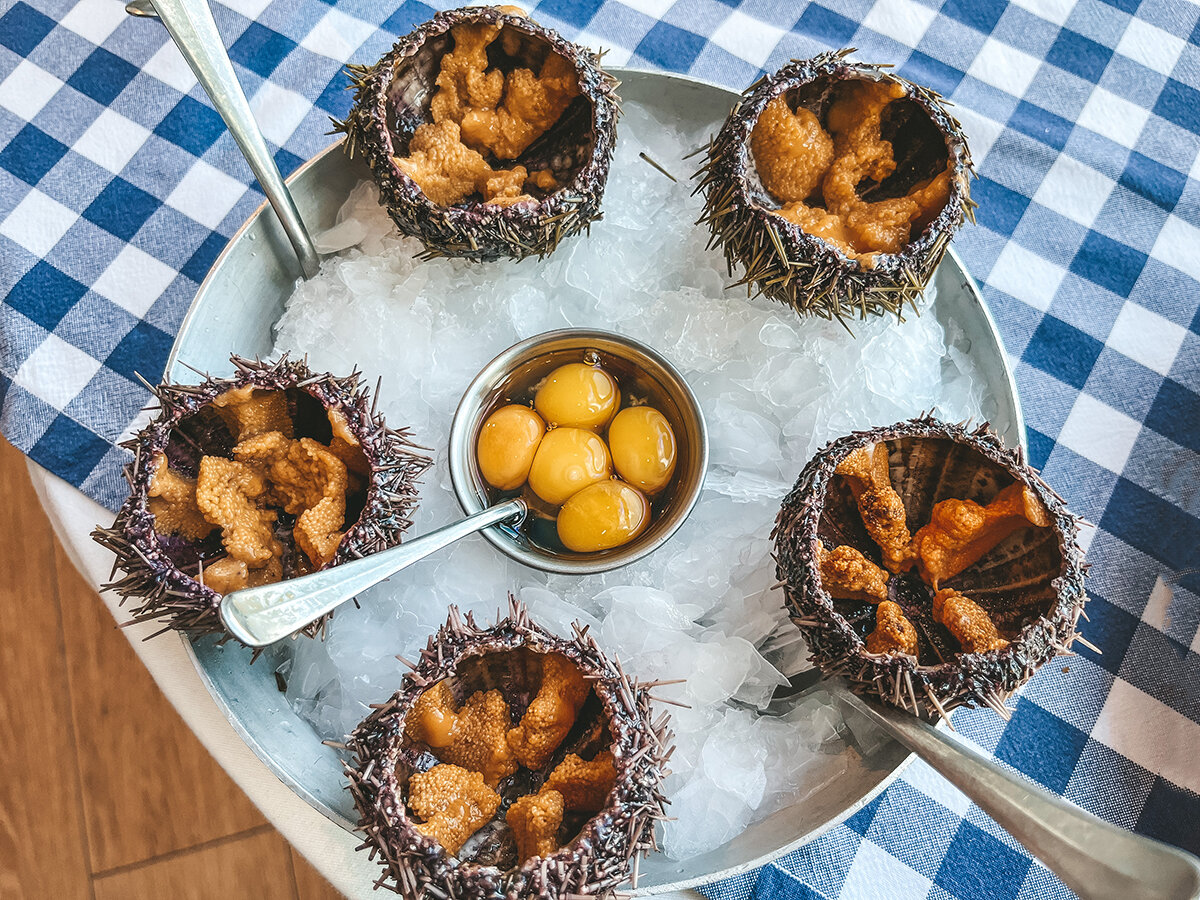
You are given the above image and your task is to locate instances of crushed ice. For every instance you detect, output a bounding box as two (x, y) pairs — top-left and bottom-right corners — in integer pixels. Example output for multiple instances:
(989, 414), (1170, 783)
(269, 101), (988, 860)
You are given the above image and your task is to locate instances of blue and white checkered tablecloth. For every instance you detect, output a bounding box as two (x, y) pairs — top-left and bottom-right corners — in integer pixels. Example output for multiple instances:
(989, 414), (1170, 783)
(2, 0), (1198, 897)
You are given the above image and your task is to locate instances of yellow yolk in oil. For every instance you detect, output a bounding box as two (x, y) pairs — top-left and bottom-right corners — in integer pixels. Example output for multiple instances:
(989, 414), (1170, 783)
(534, 363), (619, 429)
(477, 404), (545, 491)
(607, 406), (677, 494)
(527, 427), (612, 505)
(557, 481), (650, 552)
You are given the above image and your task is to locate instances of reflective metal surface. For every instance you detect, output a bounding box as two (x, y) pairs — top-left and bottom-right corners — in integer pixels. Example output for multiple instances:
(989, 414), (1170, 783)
(165, 69), (1026, 894)
(132, 0), (319, 276)
(220, 499), (527, 646)
(448, 329), (708, 575)
(839, 691), (1200, 900)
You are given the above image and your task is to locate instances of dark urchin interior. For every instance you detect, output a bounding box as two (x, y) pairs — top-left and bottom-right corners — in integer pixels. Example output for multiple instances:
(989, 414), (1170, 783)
(92, 356), (430, 642)
(346, 598), (672, 899)
(773, 417), (1088, 719)
(335, 5), (621, 262)
(696, 48), (975, 322)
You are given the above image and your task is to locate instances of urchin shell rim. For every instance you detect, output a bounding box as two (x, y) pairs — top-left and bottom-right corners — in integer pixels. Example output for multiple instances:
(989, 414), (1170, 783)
(773, 415), (1089, 721)
(335, 4), (622, 262)
(696, 48), (977, 322)
(91, 355), (431, 643)
(345, 596), (674, 898)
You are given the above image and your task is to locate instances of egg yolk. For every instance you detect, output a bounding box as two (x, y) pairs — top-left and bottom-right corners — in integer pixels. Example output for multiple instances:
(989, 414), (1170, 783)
(533, 363), (619, 429)
(527, 427), (612, 505)
(557, 481), (650, 552)
(477, 405), (545, 491)
(607, 406), (677, 494)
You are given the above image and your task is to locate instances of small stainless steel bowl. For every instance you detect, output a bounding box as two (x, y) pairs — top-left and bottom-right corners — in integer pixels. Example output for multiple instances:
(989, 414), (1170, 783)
(449, 328), (708, 574)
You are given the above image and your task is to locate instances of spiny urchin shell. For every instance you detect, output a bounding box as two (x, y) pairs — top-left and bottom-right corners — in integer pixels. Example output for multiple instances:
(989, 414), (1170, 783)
(696, 49), (975, 322)
(335, 5), (620, 262)
(345, 597), (673, 898)
(92, 355), (430, 642)
(773, 416), (1088, 720)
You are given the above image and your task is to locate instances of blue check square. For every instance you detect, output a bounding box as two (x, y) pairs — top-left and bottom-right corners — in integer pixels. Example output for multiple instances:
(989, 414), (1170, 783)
(537, 0), (606, 29)
(104, 318), (172, 384)
(1009, 101), (1074, 152)
(28, 413), (111, 486)
(1137, 777), (1200, 855)
(941, 0), (1006, 34)
(935, 821), (1032, 900)
(83, 176), (159, 242)
(994, 698), (1089, 793)
(0, 2), (55, 57)
(154, 95), (225, 158)
(1070, 231), (1147, 296)
(1145, 377), (1200, 453)
(1024, 314), (1103, 389)
(1047, 28), (1112, 82)
(794, 5), (858, 47)
(972, 176), (1030, 235)
(901, 51), (965, 97)
(229, 21), (297, 79)
(66, 47), (139, 107)
(0, 123), (67, 186)
(636, 20), (707, 71)
(5, 260), (87, 331)
(1152, 78), (1200, 135)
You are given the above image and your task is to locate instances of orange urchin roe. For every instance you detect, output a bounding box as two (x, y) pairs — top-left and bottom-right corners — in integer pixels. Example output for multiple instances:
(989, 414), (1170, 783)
(912, 481), (1050, 588)
(752, 96), (833, 203)
(408, 763), (501, 856)
(199, 554), (282, 595)
(151, 390), (362, 594)
(459, 52), (580, 160)
(393, 19), (578, 207)
(405, 680), (461, 749)
(865, 599), (918, 655)
(407, 685), (519, 788)
(195, 456), (280, 568)
(506, 789), (564, 861)
(817, 540), (889, 604)
(327, 408), (370, 477)
(147, 453), (215, 541)
(542, 750), (616, 812)
(394, 120), (524, 207)
(932, 588), (1008, 653)
(212, 385), (293, 442)
(234, 432), (349, 568)
(835, 444), (913, 573)
(752, 78), (952, 262)
(507, 653), (591, 770)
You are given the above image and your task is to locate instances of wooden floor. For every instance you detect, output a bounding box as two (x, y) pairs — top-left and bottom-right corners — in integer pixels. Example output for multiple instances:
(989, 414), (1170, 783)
(0, 438), (343, 900)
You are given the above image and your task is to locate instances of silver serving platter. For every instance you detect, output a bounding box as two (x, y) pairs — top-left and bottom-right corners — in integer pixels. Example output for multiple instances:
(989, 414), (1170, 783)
(166, 69), (1024, 894)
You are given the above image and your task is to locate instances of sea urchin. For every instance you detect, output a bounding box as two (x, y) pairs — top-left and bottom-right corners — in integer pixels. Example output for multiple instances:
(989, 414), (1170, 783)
(774, 416), (1088, 720)
(345, 597), (673, 898)
(697, 49), (974, 322)
(92, 355), (430, 642)
(335, 5), (621, 262)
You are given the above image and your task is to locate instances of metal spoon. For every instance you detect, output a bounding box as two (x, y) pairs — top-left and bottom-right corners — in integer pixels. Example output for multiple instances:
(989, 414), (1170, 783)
(219, 499), (526, 646)
(127, 0), (320, 278)
(821, 685), (1200, 900)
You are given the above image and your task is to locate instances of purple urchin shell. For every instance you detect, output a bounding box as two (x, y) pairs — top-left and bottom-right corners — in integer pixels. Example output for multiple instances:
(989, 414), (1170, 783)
(696, 49), (975, 322)
(334, 5), (620, 262)
(92, 355), (430, 642)
(773, 417), (1089, 720)
(345, 597), (673, 898)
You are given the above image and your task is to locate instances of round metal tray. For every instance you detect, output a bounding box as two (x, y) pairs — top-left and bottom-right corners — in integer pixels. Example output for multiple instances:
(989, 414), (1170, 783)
(166, 69), (1024, 894)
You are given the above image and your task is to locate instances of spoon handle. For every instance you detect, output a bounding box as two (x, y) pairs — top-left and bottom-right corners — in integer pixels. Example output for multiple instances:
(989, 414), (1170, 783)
(138, 0), (320, 278)
(840, 691), (1200, 900)
(220, 499), (526, 646)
